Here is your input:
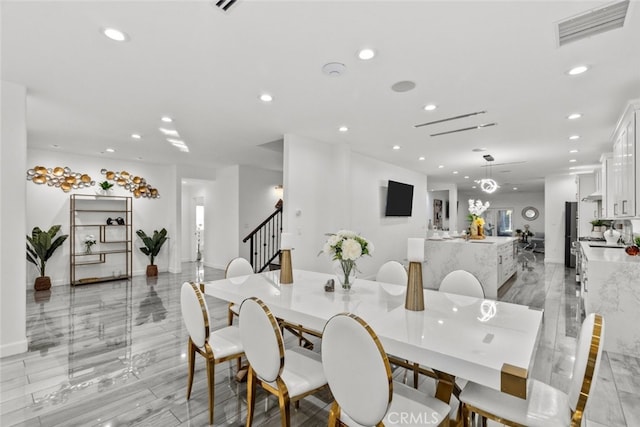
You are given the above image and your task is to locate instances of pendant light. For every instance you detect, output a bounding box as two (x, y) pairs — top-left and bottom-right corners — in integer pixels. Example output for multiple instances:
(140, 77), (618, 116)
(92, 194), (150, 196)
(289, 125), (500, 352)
(475, 155), (499, 194)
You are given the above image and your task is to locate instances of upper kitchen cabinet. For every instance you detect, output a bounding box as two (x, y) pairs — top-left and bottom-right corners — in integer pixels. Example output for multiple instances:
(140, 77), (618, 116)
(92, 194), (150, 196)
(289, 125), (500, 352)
(600, 153), (614, 218)
(612, 101), (639, 218)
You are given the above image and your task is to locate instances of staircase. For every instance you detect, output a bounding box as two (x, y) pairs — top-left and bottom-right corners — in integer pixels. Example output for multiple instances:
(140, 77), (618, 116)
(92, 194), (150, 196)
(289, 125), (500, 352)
(242, 206), (283, 273)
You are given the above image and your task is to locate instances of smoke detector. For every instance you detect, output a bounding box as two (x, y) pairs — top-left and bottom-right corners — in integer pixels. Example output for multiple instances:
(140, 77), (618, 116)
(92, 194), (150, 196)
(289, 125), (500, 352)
(322, 62), (346, 77)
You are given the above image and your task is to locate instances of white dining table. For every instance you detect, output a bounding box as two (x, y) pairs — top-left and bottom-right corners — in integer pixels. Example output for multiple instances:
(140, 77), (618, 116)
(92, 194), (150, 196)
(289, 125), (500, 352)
(202, 269), (543, 400)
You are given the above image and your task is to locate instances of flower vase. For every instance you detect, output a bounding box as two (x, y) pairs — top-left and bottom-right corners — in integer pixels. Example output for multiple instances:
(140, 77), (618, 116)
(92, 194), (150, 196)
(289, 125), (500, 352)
(335, 260), (356, 292)
(84, 246), (92, 255)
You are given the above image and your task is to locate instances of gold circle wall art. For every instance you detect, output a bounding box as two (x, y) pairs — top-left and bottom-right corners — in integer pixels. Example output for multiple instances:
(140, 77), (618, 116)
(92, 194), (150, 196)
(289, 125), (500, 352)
(100, 169), (160, 199)
(26, 166), (95, 192)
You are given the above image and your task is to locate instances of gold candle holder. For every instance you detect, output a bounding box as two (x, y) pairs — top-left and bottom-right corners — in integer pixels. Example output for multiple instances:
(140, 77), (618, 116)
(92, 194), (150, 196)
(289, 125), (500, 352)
(280, 249), (293, 284)
(405, 261), (424, 311)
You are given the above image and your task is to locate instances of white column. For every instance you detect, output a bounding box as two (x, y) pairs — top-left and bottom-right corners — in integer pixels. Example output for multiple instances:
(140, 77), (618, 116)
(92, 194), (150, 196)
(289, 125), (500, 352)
(0, 81), (28, 356)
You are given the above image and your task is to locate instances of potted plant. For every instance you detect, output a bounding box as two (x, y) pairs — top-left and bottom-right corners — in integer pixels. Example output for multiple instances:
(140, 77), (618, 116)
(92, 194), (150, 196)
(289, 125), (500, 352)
(26, 225), (69, 290)
(136, 228), (168, 276)
(98, 180), (114, 196)
(590, 219), (604, 232)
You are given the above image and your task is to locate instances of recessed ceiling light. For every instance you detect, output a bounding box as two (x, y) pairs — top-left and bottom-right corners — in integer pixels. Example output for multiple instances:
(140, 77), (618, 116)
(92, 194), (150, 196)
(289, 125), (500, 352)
(569, 159), (577, 163)
(464, 176), (469, 179)
(131, 133), (141, 139)
(438, 165), (444, 169)
(569, 135), (580, 140)
(51, 144), (60, 148)
(569, 166), (577, 170)
(339, 126), (349, 132)
(105, 148), (115, 153)
(453, 171), (459, 174)
(419, 156), (425, 161)
(567, 65), (589, 76)
(567, 113), (582, 120)
(569, 149), (579, 153)
(423, 104), (437, 111)
(472, 185), (477, 189)
(159, 128), (179, 137)
(392, 145), (400, 150)
(161, 116), (173, 123)
(513, 187), (518, 190)
(391, 81), (416, 93)
(259, 93), (273, 102)
(102, 27), (128, 42)
(357, 48), (376, 60)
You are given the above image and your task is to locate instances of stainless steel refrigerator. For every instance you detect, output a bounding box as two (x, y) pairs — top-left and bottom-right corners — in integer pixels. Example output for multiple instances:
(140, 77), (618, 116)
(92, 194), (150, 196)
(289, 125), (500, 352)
(565, 201), (577, 268)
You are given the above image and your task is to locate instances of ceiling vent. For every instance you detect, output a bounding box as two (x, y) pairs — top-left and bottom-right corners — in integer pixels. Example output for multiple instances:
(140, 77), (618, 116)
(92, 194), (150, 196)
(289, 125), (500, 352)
(214, 0), (238, 12)
(557, 0), (629, 46)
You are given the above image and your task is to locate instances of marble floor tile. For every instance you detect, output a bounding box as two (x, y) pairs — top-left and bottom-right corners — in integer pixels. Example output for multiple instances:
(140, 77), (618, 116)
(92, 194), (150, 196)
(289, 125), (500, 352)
(1, 260), (637, 426)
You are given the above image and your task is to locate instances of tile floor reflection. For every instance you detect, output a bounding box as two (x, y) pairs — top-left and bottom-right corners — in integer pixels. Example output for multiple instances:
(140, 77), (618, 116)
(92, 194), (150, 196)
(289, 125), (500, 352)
(1, 259), (638, 426)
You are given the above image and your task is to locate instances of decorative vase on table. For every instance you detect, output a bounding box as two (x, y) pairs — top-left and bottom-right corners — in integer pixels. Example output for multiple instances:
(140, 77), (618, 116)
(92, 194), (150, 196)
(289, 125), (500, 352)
(320, 229), (374, 294)
(334, 260), (357, 292)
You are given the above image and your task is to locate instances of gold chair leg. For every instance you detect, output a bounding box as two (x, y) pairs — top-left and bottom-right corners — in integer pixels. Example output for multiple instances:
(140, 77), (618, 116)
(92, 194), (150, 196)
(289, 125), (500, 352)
(246, 367), (256, 427)
(227, 303), (235, 326)
(276, 377), (291, 427)
(206, 356), (215, 425)
(413, 363), (420, 388)
(328, 401), (341, 427)
(186, 339), (196, 399)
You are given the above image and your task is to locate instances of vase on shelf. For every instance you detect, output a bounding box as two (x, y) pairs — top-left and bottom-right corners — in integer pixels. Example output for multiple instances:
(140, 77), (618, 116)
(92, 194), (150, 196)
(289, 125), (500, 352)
(84, 245), (92, 255)
(334, 260), (356, 292)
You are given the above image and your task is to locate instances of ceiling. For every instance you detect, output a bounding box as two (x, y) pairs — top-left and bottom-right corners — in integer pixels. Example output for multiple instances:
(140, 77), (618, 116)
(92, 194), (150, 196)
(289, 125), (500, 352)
(3, 1), (640, 193)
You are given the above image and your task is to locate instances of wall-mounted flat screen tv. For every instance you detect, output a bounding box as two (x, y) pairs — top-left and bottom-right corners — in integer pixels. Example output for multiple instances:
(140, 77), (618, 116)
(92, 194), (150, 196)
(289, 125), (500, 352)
(385, 180), (414, 217)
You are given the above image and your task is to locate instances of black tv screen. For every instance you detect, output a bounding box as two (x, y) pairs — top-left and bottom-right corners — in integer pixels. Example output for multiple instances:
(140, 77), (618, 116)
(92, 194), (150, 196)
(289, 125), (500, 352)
(385, 180), (414, 216)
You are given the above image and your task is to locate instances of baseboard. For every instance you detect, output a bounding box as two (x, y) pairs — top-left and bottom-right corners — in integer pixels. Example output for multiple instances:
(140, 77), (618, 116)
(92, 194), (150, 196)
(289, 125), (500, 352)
(0, 339), (28, 358)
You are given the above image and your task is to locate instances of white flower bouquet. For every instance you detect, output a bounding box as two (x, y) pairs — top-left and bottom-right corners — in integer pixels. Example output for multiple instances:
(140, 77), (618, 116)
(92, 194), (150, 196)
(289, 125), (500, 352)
(84, 234), (96, 254)
(320, 230), (374, 290)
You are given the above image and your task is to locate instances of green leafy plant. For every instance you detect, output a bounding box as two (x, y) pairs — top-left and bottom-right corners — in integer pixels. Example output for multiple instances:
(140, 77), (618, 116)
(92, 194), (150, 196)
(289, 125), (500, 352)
(99, 180), (114, 190)
(591, 219), (604, 227)
(635, 236), (640, 247)
(136, 228), (168, 266)
(26, 225), (68, 277)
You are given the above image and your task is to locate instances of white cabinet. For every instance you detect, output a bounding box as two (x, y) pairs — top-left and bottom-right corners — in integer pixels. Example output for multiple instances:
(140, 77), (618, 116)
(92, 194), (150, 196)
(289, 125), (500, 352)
(498, 240), (517, 286)
(612, 102), (638, 217)
(600, 153), (614, 218)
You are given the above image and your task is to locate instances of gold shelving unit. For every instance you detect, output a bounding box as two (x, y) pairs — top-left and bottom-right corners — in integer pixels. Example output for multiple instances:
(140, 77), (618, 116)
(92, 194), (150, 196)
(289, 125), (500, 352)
(70, 194), (133, 285)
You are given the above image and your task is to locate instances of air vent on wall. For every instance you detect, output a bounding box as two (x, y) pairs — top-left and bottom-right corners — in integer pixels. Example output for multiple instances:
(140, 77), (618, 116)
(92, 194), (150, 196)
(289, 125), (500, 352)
(557, 0), (629, 46)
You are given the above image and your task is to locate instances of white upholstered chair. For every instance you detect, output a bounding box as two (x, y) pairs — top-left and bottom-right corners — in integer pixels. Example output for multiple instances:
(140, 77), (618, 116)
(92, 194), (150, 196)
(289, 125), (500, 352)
(439, 270), (485, 299)
(376, 260), (408, 286)
(239, 297), (327, 427)
(459, 313), (605, 427)
(322, 313), (450, 427)
(180, 282), (244, 425)
(224, 257), (254, 325)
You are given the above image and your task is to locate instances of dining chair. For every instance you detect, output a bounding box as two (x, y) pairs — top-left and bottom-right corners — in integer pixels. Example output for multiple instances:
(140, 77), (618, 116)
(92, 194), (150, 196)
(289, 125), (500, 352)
(224, 257), (254, 326)
(322, 312), (450, 427)
(376, 260), (408, 286)
(239, 297), (327, 427)
(459, 313), (605, 427)
(180, 282), (244, 426)
(439, 270), (485, 299)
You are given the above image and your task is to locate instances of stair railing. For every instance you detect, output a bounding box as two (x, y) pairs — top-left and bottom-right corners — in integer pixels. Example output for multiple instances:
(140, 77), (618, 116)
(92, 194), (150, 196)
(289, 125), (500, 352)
(242, 207), (283, 272)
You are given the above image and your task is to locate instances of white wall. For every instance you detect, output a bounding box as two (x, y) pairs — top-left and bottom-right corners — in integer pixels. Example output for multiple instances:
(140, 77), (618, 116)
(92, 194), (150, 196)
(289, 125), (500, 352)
(238, 165), (283, 262)
(26, 149), (179, 284)
(206, 165), (240, 269)
(284, 134), (428, 278)
(457, 190), (545, 237)
(1, 81), (28, 357)
(545, 175), (577, 264)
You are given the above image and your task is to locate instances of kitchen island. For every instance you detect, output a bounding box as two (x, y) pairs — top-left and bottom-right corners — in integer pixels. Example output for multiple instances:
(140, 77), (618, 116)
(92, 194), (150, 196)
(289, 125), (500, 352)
(424, 236), (518, 299)
(580, 241), (640, 356)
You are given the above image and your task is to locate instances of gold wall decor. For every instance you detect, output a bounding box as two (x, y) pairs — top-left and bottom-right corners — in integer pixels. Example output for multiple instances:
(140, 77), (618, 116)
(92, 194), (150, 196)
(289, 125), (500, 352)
(26, 166), (94, 192)
(100, 169), (160, 199)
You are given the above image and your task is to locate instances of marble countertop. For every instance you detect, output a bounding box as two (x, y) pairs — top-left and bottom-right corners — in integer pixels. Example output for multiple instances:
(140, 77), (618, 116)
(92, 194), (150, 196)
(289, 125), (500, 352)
(580, 241), (640, 264)
(426, 236), (518, 245)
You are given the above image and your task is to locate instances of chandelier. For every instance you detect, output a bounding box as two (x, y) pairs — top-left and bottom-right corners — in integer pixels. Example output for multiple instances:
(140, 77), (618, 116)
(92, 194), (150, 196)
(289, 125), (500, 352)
(475, 155), (500, 194)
